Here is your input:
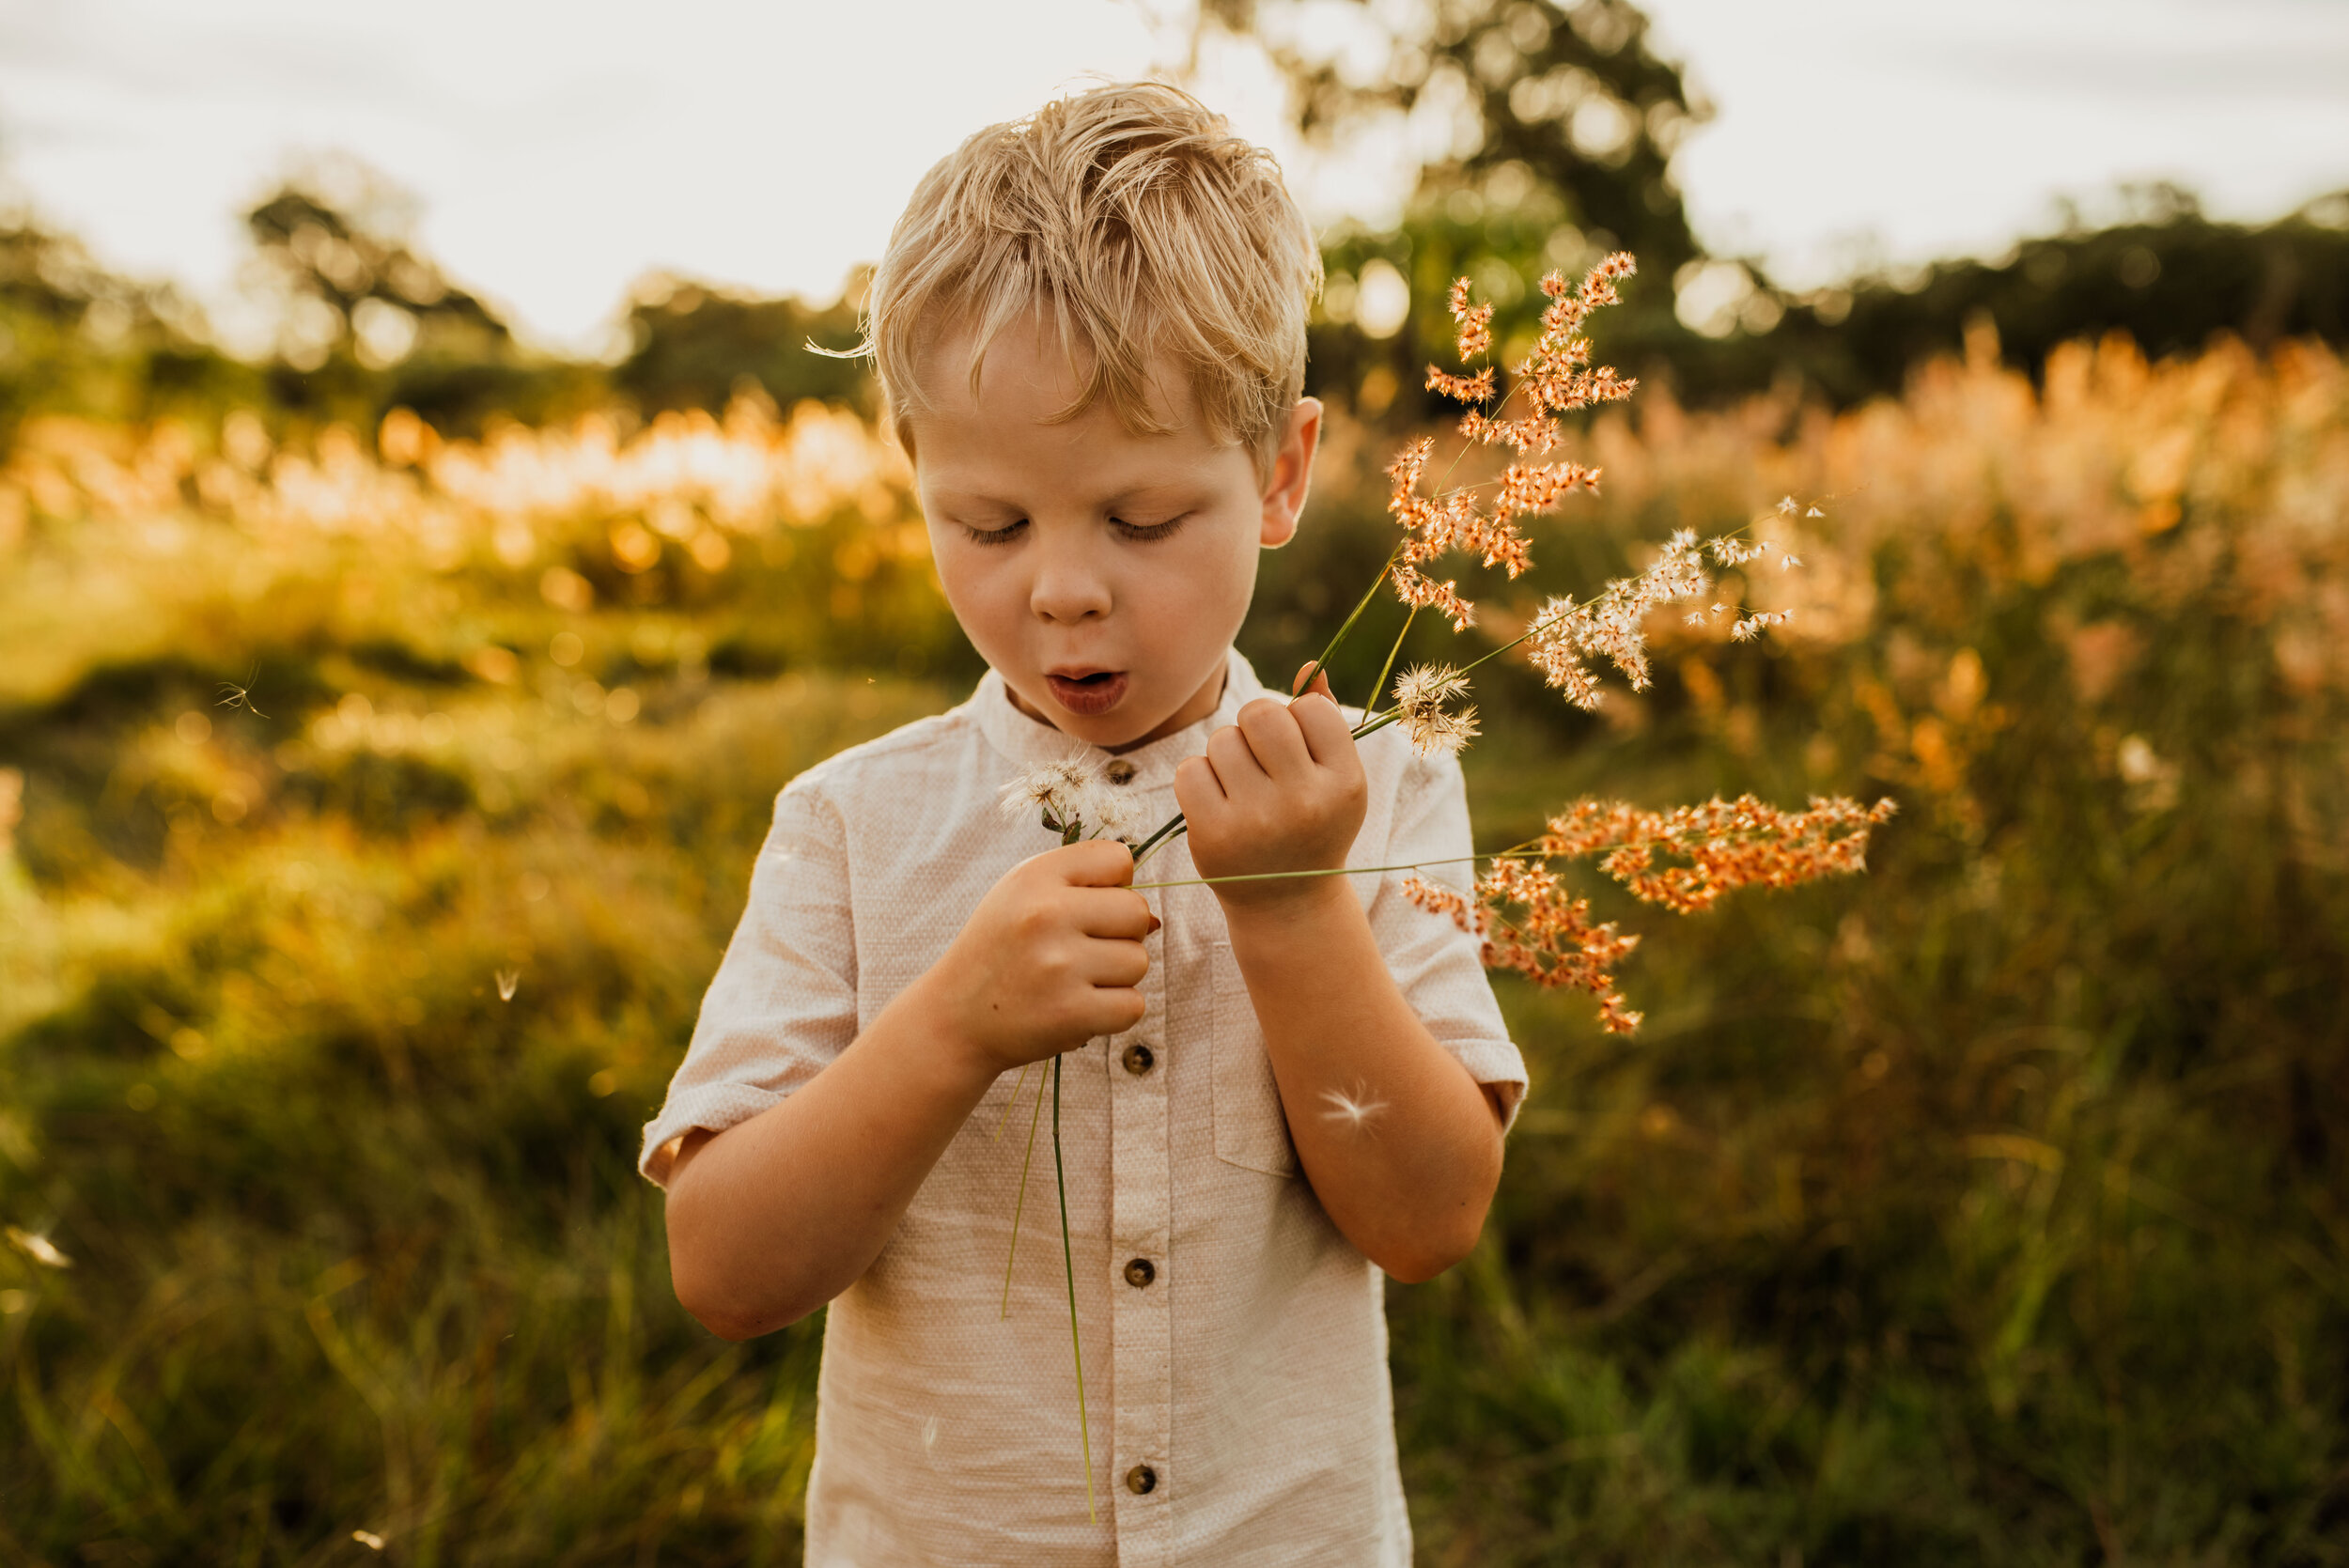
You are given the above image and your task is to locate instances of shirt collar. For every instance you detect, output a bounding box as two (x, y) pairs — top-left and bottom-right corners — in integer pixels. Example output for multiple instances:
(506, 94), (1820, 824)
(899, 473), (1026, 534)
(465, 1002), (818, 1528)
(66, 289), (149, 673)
(970, 647), (1267, 794)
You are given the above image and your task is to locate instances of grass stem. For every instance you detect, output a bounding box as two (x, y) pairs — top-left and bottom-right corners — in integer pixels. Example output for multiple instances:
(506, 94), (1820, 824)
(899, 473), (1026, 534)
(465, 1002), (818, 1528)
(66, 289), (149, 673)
(992, 1062), (1032, 1142)
(1300, 548), (1402, 693)
(1000, 1060), (1050, 1320)
(1052, 1055), (1095, 1522)
(1366, 603), (1419, 714)
(1129, 851), (1491, 892)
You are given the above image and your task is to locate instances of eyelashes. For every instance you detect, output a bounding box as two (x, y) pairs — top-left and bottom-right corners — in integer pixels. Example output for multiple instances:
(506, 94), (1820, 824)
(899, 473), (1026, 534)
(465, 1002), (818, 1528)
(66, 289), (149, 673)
(957, 515), (1190, 546)
(1113, 515), (1188, 542)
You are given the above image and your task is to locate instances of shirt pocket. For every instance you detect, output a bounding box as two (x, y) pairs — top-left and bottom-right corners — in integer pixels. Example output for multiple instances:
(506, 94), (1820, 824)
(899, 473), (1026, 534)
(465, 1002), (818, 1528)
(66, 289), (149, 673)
(1207, 940), (1299, 1178)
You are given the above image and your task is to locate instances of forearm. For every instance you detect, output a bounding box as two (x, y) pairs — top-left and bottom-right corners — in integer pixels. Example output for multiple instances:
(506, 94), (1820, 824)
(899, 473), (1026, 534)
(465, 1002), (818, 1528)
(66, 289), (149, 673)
(663, 976), (999, 1338)
(1222, 882), (1503, 1281)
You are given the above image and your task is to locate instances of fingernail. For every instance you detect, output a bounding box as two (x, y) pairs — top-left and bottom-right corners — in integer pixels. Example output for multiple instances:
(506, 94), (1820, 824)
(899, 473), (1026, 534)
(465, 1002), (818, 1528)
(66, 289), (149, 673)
(1146, 914), (1162, 935)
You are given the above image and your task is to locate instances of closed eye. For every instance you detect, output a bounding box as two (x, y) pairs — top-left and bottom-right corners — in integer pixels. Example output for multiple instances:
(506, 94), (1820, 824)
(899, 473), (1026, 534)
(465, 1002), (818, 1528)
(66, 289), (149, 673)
(961, 519), (1029, 546)
(1113, 513), (1188, 542)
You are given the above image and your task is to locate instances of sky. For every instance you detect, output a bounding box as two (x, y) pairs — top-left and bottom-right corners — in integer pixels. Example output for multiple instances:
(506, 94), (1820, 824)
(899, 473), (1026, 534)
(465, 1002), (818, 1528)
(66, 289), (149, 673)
(1, 0), (2344, 352)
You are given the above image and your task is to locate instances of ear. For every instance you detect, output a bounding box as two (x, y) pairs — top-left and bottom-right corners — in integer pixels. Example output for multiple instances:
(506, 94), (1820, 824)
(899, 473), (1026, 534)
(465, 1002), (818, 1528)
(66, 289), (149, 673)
(1257, 396), (1323, 550)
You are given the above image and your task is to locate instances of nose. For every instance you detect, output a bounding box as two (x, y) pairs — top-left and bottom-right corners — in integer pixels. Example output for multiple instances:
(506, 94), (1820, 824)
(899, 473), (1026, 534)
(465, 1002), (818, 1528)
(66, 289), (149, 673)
(1029, 532), (1112, 626)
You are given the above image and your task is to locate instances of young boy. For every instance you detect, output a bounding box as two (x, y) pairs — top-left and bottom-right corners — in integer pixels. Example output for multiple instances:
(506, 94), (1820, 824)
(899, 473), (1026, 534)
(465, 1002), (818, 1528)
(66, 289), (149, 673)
(640, 83), (1524, 1566)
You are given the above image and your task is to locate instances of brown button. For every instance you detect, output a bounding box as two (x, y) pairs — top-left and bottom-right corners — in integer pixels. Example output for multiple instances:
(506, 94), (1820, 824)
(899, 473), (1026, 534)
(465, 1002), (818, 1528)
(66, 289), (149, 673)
(1121, 1043), (1155, 1076)
(1125, 1464), (1158, 1495)
(1103, 759), (1138, 784)
(1124, 1257), (1156, 1288)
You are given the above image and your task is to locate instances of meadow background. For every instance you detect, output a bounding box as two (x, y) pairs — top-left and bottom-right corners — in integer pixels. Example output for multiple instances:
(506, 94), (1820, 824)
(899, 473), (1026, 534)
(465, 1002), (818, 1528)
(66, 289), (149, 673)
(5, 3), (2349, 1563)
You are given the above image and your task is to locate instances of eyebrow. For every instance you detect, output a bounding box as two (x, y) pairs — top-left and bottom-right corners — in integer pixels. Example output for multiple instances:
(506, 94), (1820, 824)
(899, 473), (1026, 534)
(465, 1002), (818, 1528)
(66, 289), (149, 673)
(927, 479), (1206, 515)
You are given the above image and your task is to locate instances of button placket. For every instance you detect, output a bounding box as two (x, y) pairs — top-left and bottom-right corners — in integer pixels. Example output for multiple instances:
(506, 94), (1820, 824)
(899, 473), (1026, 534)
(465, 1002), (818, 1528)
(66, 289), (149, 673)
(1108, 885), (1174, 1557)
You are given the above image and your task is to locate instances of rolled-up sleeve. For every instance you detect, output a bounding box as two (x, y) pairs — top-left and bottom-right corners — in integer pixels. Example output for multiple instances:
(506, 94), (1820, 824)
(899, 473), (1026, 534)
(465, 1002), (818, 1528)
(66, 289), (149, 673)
(1363, 748), (1528, 1130)
(639, 779), (859, 1186)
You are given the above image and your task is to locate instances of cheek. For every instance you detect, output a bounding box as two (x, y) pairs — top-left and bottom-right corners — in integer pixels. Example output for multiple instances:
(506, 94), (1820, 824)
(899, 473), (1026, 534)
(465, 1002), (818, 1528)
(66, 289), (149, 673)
(928, 544), (1019, 641)
(1136, 525), (1258, 631)
(1190, 517), (1263, 607)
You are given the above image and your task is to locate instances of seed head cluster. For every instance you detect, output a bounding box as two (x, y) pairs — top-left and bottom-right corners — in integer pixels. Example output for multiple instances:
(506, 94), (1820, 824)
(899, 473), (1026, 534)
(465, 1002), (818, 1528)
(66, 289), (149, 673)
(1387, 263), (1801, 715)
(1404, 793), (1895, 1033)
(1386, 256), (1642, 632)
(999, 758), (1143, 844)
(1539, 794), (1899, 914)
(1391, 663), (1479, 757)
(1405, 865), (1645, 1034)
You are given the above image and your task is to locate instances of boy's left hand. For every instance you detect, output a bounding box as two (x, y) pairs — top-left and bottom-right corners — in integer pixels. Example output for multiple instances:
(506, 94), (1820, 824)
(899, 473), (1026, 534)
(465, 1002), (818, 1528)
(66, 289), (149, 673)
(1174, 662), (1367, 910)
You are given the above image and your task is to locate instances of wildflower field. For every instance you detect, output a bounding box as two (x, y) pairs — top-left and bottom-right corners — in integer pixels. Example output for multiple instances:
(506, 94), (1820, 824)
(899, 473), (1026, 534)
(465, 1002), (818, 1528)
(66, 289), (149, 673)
(4, 332), (2346, 1564)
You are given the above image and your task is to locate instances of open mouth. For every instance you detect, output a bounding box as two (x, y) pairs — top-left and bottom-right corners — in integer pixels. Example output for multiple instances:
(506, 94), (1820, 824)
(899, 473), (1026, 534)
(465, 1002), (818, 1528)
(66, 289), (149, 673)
(1044, 669), (1129, 717)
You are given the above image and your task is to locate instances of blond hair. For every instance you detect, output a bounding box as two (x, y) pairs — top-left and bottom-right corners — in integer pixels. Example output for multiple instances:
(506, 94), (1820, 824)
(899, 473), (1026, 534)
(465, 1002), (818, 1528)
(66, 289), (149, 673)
(860, 82), (1320, 476)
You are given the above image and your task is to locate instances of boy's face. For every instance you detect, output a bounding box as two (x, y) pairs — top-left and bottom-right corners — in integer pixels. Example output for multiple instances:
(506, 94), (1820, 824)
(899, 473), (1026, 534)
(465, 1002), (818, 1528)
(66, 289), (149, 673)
(905, 317), (1321, 751)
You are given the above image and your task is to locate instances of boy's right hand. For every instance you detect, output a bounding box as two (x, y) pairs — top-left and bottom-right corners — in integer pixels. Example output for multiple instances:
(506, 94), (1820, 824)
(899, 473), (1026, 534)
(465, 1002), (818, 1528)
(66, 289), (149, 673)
(922, 839), (1154, 1077)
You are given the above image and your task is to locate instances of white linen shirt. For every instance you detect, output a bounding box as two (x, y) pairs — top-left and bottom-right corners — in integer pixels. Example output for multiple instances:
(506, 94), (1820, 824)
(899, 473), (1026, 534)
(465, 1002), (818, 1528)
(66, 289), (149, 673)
(641, 649), (1526, 1568)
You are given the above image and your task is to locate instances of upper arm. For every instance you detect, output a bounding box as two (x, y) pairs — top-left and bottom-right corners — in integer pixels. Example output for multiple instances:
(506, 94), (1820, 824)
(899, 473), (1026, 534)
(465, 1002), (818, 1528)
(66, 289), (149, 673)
(637, 782), (862, 1188)
(1370, 747), (1530, 1129)
(663, 1126), (719, 1194)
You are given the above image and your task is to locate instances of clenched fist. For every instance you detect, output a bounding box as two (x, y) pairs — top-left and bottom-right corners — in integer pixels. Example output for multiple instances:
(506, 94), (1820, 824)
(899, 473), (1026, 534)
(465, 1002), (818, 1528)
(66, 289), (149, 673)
(1174, 664), (1368, 912)
(923, 838), (1155, 1075)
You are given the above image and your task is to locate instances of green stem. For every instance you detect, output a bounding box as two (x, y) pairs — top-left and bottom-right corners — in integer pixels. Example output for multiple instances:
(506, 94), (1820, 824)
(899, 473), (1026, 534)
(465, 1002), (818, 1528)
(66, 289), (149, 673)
(1454, 622), (1541, 677)
(1000, 1060), (1050, 1320)
(1301, 547), (1403, 691)
(1129, 850), (1499, 892)
(1128, 813), (1188, 867)
(1052, 1055), (1096, 1523)
(991, 1061), (1032, 1142)
(1365, 602), (1419, 714)
(1131, 808), (1839, 892)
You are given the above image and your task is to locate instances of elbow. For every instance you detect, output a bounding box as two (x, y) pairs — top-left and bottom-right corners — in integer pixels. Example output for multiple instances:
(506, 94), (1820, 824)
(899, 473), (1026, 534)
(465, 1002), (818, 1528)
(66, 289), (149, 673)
(666, 1191), (815, 1341)
(1375, 1212), (1487, 1284)
(1377, 1157), (1501, 1282)
(672, 1258), (816, 1342)
(1377, 1254), (1447, 1285)
(685, 1300), (762, 1343)
(670, 1250), (757, 1341)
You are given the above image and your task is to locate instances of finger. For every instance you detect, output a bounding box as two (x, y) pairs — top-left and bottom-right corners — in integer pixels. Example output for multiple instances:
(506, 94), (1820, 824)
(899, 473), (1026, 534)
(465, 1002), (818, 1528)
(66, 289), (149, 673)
(1052, 837), (1137, 888)
(1293, 660), (1335, 701)
(1236, 696), (1315, 782)
(1174, 753), (1226, 809)
(1081, 937), (1149, 989)
(1286, 691), (1360, 769)
(1173, 755), (1226, 831)
(1071, 886), (1154, 939)
(1081, 988), (1147, 1039)
(1206, 724), (1268, 793)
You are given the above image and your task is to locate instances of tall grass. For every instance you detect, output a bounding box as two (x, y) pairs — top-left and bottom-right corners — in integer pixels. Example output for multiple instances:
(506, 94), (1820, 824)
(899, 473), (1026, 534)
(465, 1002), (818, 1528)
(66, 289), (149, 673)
(3, 334), (2344, 1563)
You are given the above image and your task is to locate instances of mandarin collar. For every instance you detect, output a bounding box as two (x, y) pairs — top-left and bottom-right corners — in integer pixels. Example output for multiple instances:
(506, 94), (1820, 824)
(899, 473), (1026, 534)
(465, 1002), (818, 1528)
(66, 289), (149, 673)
(971, 648), (1266, 793)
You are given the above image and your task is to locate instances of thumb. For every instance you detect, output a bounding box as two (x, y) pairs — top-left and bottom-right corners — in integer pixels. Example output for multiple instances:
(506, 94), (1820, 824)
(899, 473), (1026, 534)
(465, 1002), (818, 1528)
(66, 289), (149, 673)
(1292, 660), (1335, 702)
(1055, 836), (1138, 887)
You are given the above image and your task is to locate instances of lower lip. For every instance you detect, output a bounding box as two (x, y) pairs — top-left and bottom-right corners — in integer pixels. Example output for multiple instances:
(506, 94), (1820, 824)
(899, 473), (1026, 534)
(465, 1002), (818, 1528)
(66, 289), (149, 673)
(1045, 672), (1128, 717)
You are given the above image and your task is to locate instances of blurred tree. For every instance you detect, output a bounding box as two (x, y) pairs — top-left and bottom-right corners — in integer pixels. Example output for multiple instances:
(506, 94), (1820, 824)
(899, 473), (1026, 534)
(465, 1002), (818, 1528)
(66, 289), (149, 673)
(1756, 185), (2349, 406)
(1209, 4), (2349, 411)
(241, 158), (602, 433)
(0, 220), (255, 444)
(614, 272), (875, 417)
(1191, 0), (1713, 413)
